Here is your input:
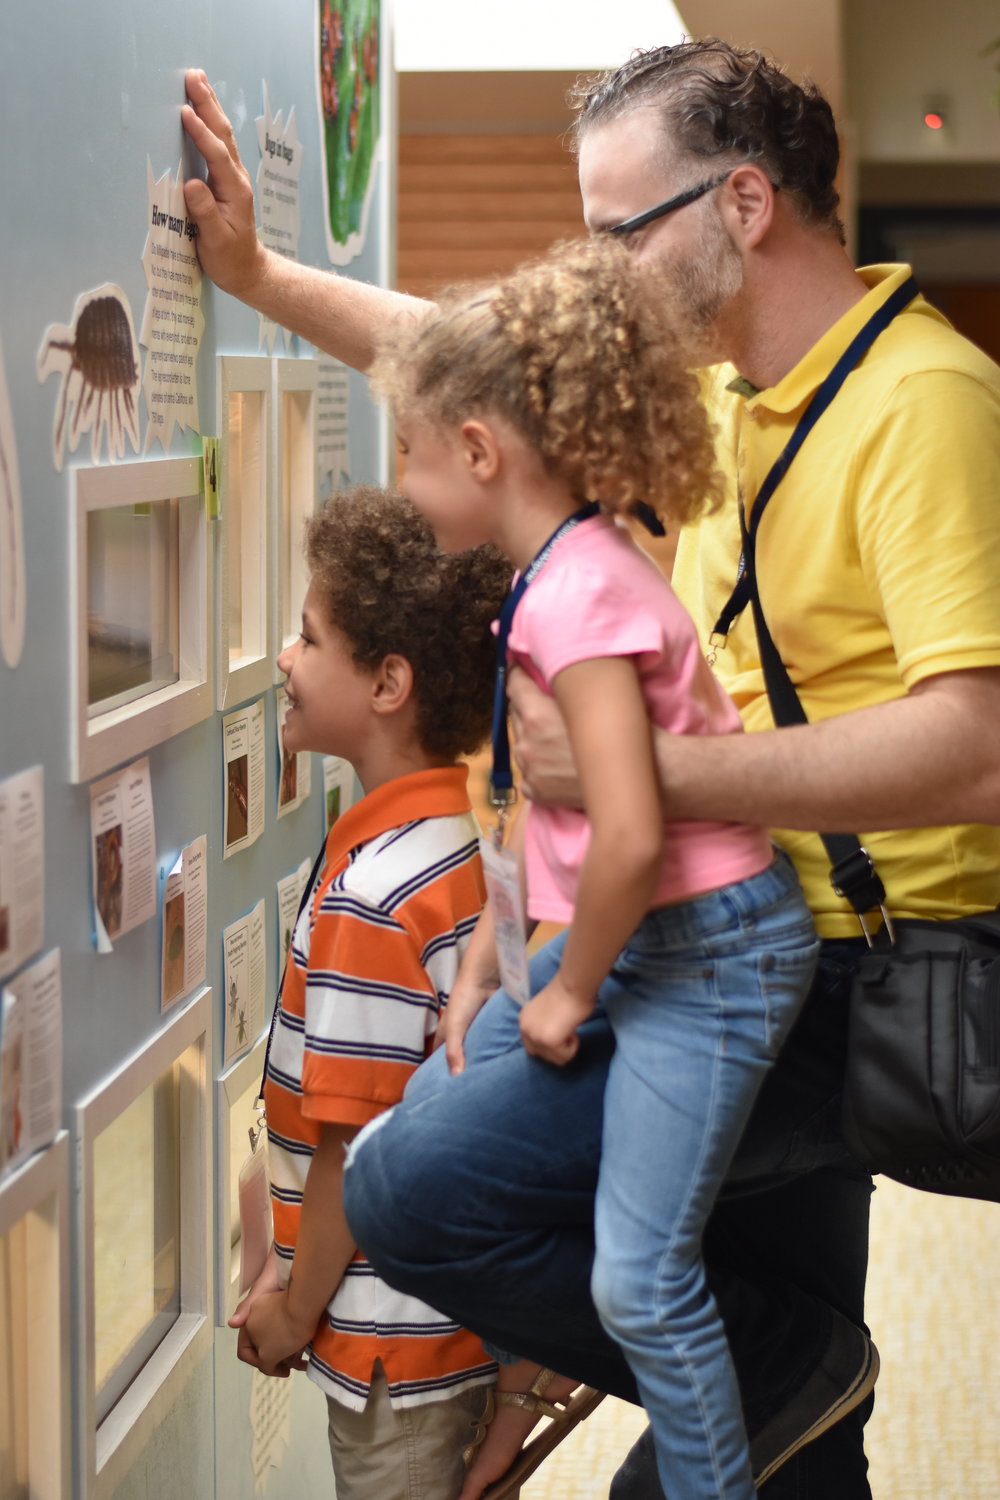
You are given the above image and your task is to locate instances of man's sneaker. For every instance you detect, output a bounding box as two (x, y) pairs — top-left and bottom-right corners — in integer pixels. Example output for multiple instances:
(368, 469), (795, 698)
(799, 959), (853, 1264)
(750, 1310), (880, 1486)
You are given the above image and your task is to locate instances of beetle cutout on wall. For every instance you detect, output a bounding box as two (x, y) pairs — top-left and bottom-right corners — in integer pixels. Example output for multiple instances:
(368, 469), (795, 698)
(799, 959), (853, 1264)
(37, 284), (142, 472)
(0, 337), (26, 667)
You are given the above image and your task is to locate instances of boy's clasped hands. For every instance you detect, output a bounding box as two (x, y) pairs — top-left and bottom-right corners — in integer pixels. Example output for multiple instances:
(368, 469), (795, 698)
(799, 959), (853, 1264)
(230, 1245), (309, 1377)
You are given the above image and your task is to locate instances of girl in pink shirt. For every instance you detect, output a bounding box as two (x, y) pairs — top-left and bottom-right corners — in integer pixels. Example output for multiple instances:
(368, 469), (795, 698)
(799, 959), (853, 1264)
(371, 241), (819, 1500)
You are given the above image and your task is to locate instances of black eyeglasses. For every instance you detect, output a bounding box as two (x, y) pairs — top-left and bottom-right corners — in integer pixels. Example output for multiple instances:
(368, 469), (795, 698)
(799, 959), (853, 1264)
(605, 170), (735, 239)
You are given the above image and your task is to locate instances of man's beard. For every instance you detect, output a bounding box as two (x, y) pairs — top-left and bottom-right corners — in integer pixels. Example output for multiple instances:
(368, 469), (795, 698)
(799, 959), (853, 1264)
(669, 208), (744, 363)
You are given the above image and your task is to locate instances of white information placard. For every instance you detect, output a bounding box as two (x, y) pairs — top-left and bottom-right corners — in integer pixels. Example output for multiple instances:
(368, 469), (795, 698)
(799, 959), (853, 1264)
(0, 766), (43, 982)
(89, 757), (157, 952)
(223, 699), (266, 856)
(223, 900), (267, 1066)
(140, 160), (205, 450)
(161, 836), (208, 1011)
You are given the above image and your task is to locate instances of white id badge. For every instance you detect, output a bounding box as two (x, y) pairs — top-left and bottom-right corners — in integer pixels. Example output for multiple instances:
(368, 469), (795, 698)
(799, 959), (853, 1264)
(480, 838), (532, 1007)
(237, 1132), (273, 1294)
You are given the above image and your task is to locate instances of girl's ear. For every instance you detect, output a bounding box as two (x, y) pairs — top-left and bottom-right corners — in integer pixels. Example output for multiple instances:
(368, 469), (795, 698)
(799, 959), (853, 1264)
(459, 417), (502, 482)
(370, 653), (414, 716)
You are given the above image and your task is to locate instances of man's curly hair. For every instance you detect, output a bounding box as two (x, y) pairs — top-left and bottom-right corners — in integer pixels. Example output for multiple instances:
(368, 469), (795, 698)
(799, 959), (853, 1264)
(304, 486), (512, 761)
(372, 239), (721, 529)
(568, 39), (844, 242)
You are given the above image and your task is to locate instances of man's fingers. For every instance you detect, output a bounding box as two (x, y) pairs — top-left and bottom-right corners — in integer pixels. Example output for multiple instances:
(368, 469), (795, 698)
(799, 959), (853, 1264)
(183, 70), (241, 162)
(181, 102), (241, 191)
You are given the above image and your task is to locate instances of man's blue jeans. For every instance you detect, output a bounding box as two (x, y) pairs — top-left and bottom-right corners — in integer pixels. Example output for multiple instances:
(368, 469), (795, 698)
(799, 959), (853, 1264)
(343, 926), (873, 1500)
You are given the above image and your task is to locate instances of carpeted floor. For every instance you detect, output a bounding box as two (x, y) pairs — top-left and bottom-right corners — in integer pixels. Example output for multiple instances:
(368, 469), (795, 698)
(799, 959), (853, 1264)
(523, 1177), (1000, 1498)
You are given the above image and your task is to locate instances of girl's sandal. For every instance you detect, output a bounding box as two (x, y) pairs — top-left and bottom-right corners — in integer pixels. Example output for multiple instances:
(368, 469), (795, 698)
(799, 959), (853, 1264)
(467, 1368), (606, 1500)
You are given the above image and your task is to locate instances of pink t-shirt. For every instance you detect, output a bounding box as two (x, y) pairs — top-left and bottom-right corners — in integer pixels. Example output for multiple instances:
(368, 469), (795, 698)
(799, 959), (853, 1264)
(507, 514), (772, 923)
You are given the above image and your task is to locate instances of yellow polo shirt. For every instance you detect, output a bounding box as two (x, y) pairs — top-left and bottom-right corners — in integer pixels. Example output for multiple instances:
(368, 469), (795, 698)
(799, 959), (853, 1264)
(674, 265), (1000, 936)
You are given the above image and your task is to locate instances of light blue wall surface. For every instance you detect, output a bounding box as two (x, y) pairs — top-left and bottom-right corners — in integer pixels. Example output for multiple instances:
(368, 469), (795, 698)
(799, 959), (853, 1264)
(1, 1), (388, 1492)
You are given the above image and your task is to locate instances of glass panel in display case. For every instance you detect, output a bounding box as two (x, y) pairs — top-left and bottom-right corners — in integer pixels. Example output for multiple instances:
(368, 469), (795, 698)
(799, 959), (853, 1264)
(226, 389), (266, 665)
(274, 359), (317, 660)
(0, 1217), (29, 1498)
(86, 500), (179, 716)
(93, 1064), (181, 1423)
(0, 1137), (69, 1500)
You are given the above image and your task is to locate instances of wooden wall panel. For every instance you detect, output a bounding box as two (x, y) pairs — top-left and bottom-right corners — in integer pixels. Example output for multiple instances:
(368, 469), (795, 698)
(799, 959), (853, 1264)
(396, 133), (584, 299)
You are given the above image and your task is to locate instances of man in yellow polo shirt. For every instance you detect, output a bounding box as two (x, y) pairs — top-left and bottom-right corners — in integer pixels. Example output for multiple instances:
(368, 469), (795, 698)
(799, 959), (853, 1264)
(675, 266), (1000, 934)
(181, 40), (1000, 1500)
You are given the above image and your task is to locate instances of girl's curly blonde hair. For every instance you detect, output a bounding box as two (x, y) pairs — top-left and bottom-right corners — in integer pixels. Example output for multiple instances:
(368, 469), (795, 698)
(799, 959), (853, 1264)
(372, 238), (721, 527)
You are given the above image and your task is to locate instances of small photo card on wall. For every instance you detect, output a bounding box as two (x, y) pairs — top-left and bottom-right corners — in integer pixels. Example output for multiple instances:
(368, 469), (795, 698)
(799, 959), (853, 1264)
(223, 900), (266, 1067)
(275, 687), (312, 818)
(276, 857), (312, 974)
(161, 835), (208, 1012)
(0, 765), (44, 982)
(323, 755), (356, 832)
(0, 947), (62, 1179)
(89, 757), (157, 952)
(223, 699), (266, 857)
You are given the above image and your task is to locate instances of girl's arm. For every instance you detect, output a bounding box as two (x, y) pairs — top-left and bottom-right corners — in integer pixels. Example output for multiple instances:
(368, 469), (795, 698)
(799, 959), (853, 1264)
(518, 656), (664, 1065)
(245, 1121), (358, 1376)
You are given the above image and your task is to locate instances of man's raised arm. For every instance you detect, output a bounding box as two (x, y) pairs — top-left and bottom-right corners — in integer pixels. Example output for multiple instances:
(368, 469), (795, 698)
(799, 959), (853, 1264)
(181, 69), (431, 371)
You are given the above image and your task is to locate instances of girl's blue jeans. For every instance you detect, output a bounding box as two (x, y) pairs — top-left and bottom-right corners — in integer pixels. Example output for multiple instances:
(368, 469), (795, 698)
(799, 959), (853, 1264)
(588, 855), (818, 1500)
(344, 858), (869, 1500)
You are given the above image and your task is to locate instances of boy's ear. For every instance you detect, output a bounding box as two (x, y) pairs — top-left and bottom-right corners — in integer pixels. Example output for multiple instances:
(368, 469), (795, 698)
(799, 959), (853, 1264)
(459, 418), (501, 482)
(370, 653), (414, 716)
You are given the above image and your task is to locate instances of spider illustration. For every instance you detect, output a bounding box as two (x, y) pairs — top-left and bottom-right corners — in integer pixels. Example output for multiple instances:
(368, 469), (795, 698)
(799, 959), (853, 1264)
(37, 285), (141, 470)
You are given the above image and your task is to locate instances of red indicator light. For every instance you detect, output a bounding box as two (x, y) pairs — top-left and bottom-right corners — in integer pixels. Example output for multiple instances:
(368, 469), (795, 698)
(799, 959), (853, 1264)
(923, 111), (944, 129)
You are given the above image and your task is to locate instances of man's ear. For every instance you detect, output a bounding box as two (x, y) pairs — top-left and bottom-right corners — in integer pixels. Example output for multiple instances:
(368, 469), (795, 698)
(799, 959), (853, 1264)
(459, 417), (502, 483)
(722, 163), (776, 249)
(370, 653), (415, 716)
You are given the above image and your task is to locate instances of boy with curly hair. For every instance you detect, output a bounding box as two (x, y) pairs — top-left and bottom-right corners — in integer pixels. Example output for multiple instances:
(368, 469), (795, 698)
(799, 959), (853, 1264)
(231, 484), (512, 1500)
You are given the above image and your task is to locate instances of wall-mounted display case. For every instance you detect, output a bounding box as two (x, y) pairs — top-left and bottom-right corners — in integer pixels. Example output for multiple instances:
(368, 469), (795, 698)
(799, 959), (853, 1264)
(0, 1133), (71, 1500)
(273, 359), (318, 672)
(75, 989), (212, 1498)
(71, 457), (212, 783)
(217, 358), (273, 710)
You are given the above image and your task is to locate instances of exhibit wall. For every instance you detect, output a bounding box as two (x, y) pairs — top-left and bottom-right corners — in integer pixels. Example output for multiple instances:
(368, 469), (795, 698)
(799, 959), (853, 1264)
(0, 2), (392, 1496)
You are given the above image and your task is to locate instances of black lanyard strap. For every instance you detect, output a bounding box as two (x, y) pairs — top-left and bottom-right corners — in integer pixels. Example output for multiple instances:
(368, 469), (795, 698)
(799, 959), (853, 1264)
(711, 275), (919, 935)
(489, 503), (599, 806)
(712, 275), (919, 643)
(258, 833), (331, 1107)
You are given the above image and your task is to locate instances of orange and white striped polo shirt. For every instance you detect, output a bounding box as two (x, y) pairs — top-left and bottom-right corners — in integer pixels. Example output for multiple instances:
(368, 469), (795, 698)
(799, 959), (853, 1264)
(264, 765), (496, 1411)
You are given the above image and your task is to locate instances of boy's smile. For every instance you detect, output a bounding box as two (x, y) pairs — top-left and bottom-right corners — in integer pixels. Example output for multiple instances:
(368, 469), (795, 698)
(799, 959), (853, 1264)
(277, 581), (376, 760)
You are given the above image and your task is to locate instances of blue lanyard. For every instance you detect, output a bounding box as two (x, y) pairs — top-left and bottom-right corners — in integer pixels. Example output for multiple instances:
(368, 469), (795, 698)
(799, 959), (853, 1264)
(710, 275), (919, 649)
(489, 502), (600, 808)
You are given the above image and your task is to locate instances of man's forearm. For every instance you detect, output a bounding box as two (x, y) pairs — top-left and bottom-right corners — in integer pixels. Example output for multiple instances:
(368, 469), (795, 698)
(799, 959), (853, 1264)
(244, 251), (431, 373)
(657, 669), (1000, 832)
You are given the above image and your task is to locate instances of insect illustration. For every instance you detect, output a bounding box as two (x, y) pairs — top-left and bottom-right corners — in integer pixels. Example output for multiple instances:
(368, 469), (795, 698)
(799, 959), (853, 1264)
(37, 285), (141, 471)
